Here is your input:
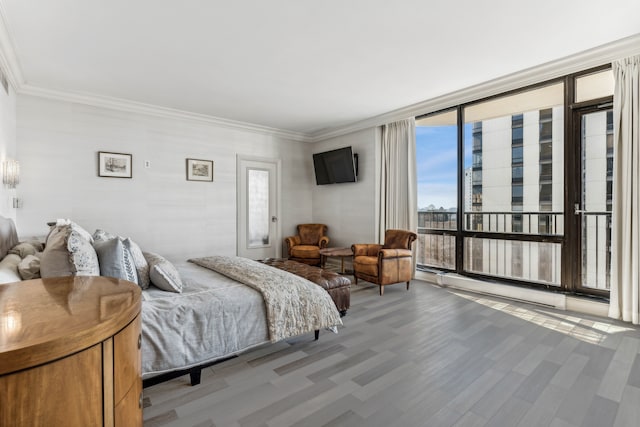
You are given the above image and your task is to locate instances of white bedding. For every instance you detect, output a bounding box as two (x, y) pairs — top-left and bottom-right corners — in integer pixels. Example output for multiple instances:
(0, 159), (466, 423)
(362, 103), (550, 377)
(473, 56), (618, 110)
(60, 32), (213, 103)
(141, 261), (270, 378)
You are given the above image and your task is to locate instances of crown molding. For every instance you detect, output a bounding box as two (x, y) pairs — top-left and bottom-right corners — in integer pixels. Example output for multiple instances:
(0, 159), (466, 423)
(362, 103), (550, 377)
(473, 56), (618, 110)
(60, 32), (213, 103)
(1, 1), (638, 145)
(309, 33), (640, 142)
(0, 2), (311, 142)
(0, 1), (23, 90)
(18, 84), (312, 142)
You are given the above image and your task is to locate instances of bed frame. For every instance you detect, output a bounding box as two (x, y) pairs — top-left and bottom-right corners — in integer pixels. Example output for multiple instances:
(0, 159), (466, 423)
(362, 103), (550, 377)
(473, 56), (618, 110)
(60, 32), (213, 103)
(142, 329), (319, 387)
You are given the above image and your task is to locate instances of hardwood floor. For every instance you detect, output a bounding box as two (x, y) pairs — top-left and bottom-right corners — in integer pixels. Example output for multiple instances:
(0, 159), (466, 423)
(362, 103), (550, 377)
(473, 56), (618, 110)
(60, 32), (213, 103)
(143, 279), (640, 427)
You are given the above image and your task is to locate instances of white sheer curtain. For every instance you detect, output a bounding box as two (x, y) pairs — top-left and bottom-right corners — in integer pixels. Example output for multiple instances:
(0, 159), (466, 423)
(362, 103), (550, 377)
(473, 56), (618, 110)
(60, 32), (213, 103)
(378, 117), (417, 240)
(609, 55), (640, 324)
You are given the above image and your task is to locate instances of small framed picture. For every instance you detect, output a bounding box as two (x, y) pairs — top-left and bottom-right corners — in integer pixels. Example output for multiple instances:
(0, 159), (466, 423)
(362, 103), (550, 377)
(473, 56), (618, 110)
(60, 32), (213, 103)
(186, 158), (214, 182)
(98, 151), (132, 178)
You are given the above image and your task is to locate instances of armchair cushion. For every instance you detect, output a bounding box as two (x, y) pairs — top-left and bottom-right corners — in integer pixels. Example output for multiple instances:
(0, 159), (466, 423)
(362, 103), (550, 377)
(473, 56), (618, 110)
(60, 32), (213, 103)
(353, 255), (378, 277)
(290, 245), (321, 260)
(285, 224), (329, 266)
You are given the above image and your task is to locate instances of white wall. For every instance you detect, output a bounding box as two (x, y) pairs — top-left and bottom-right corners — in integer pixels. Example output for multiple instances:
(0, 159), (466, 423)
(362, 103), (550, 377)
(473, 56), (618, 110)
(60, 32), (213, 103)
(0, 81), (17, 220)
(310, 127), (377, 248)
(15, 95), (314, 260)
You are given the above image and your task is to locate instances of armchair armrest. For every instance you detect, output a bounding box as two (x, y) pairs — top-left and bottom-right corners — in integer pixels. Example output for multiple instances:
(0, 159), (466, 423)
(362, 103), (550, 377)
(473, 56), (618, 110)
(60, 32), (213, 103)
(379, 248), (413, 259)
(319, 236), (330, 249)
(352, 243), (383, 257)
(284, 235), (301, 255)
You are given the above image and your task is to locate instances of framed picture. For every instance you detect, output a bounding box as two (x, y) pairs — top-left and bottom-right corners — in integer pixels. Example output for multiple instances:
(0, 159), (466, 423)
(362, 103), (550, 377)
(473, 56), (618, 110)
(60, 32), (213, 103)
(186, 158), (214, 182)
(98, 151), (132, 178)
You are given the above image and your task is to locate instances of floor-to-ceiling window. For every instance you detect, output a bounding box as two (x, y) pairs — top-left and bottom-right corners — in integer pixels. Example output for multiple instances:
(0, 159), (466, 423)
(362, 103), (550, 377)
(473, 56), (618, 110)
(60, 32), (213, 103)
(415, 109), (458, 270)
(415, 66), (614, 297)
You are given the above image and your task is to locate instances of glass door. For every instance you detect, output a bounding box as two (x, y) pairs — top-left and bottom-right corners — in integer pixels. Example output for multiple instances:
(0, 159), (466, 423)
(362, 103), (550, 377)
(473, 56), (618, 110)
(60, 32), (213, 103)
(237, 156), (280, 260)
(575, 107), (613, 293)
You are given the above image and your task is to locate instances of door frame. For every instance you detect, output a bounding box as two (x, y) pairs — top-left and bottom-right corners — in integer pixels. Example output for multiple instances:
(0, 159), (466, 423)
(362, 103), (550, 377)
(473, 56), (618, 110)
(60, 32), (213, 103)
(236, 155), (282, 259)
(566, 103), (613, 298)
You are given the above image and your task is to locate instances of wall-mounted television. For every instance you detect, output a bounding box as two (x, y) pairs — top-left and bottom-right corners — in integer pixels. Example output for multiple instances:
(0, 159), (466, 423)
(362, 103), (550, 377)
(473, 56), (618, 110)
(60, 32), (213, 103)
(312, 146), (358, 185)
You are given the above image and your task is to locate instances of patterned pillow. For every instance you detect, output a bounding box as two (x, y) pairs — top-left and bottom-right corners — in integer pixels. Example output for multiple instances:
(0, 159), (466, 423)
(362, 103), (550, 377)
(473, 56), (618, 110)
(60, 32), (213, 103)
(92, 229), (116, 243)
(143, 251), (183, 293)
(60, 219), (95, 244)
(40, 225), (100, 277)
(93, 238), (138, 284)
(123, 238), (150, 289)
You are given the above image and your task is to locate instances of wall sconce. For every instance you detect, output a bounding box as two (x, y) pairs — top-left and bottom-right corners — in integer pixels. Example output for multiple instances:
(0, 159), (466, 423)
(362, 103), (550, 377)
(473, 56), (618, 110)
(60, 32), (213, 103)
(2, 159), (19, 188)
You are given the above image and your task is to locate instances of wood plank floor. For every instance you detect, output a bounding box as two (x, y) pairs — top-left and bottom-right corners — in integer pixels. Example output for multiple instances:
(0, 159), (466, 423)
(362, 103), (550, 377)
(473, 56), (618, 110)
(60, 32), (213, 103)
(143, 279), (640, 427)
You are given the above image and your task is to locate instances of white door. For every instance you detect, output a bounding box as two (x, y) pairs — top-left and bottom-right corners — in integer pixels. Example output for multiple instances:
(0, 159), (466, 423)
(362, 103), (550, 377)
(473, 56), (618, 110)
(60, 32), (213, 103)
(237, 156), (280, 260)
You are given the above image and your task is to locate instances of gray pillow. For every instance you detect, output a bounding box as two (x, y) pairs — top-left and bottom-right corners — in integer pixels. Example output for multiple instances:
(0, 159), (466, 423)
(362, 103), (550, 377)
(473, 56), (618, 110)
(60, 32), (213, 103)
(123, 238), (150, 289)
(40, 225), (100, 278)
(93, 238), (139, 284)
(143, 251), (183, 293)
(18, 254), (41, 280)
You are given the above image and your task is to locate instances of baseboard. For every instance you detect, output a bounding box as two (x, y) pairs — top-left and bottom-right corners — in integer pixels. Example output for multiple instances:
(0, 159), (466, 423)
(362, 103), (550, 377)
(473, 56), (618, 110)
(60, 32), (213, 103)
(415, 270), (611, 317)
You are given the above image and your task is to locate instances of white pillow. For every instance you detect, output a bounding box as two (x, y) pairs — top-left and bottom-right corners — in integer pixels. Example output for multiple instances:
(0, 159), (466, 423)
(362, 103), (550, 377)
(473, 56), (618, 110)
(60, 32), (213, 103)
(143, 251), (183, 293)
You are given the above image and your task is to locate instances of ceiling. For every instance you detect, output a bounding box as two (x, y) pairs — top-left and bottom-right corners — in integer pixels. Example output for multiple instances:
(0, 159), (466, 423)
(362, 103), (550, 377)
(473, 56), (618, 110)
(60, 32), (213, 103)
(1, 1), (639, 138)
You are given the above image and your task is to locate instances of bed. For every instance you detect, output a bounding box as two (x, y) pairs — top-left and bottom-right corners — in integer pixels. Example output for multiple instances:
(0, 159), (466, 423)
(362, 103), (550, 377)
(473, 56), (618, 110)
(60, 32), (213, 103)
(0, 217), (343, 386)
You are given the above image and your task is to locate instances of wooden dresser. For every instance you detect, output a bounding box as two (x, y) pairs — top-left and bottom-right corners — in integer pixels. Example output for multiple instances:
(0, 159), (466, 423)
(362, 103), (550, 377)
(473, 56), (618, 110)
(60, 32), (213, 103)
(0, 276), (142, 427)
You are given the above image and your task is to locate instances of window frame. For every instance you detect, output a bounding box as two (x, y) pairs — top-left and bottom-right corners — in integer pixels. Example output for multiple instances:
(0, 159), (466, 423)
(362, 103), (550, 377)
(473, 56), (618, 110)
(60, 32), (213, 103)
(416, 64), (613, 298)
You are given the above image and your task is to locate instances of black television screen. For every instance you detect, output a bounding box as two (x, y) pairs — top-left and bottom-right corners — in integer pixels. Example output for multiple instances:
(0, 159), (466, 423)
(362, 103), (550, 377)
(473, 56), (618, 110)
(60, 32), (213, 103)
(313, 146), (357, 185)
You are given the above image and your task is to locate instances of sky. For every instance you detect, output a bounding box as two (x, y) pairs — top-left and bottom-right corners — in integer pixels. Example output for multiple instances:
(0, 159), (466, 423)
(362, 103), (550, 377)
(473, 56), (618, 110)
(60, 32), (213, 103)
(416, 123), (471, 210)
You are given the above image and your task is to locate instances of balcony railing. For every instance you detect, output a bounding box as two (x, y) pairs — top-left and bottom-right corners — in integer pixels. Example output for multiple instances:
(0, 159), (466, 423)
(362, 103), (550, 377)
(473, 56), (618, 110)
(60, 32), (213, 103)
(416, 209), (612, 290)
(464, 211), (564, 235)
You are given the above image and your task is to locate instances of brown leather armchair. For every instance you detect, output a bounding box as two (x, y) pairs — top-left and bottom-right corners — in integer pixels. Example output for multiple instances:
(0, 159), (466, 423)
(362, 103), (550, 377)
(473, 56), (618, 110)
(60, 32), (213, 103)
(352, 229), (417, 296)
(284, 224), (329, 266)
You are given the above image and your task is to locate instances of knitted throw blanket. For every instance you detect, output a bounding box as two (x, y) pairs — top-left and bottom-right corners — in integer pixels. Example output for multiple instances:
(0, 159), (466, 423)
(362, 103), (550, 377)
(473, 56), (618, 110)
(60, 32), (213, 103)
(189, 256), (342, 342)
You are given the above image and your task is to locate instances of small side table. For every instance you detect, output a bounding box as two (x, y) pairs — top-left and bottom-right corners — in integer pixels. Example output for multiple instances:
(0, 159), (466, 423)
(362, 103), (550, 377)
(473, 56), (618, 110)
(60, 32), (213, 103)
(319, 247), (354, 274)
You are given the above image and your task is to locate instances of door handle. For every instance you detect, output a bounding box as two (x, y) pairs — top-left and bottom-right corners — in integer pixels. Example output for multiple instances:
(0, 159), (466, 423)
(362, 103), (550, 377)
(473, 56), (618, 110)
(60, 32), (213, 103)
(574, 203), (587, 215)
(271, 216), (278, 222)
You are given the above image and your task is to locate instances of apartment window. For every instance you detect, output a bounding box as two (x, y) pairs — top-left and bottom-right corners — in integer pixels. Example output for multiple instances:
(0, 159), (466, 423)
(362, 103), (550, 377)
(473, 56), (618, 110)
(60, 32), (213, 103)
(539, 122), (553, 141)
(540, 142), (553, 161)
(540, 163), (553, 182)
(511, 185), (523, 204)
(511, 146), (524, 164)
(417, 65), (613, 296)
(512, 166), (523, 183)
(539, 183), (552, 203)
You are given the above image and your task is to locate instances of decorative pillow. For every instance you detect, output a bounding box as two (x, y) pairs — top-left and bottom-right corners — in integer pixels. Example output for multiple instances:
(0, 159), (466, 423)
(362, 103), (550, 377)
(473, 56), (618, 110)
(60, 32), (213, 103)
(92, 228), (116, 243)
(0, 253), (22, 284)
(93, 238), (139, 284)
(9, 242), (40, 258)
(55, 219), (94, 244)
(40, 225), (100, 278)
(123, 238), (150, 289)
(143, 251), (183, 293)
(18, 255), (41, 280)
